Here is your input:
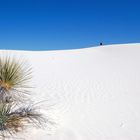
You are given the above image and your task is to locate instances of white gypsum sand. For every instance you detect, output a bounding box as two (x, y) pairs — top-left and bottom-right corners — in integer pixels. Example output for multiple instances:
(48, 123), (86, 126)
(0, 43), (140, 140)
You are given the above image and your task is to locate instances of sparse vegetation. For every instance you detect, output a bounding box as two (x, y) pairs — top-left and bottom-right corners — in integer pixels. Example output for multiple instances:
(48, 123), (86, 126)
(0, 103), (45, 139)
(0, 56), (32, 103)
(0, 55), (47, 139)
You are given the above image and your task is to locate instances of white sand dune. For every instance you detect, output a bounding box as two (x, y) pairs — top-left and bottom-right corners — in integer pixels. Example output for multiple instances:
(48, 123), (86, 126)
(1, 43), (140, 140)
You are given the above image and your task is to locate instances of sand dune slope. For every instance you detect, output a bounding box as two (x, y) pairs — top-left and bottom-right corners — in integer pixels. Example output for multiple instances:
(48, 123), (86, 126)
(1, 43), (140, 140)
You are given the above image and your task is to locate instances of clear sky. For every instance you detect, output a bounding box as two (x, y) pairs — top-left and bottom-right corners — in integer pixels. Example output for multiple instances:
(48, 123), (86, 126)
(0, 0), (140, 50)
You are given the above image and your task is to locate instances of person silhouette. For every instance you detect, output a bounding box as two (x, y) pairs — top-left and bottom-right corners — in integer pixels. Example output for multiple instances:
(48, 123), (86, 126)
(100, 43), (103, 46)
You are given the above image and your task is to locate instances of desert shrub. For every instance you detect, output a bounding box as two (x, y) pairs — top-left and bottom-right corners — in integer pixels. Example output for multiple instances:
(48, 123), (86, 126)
(0, 55), (48, 140)
(0, 56), (32, 103)
(0, 103), (46, 139)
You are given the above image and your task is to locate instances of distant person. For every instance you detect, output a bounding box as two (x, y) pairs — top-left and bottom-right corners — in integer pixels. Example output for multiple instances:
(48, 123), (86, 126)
(100, 43), (103, 46)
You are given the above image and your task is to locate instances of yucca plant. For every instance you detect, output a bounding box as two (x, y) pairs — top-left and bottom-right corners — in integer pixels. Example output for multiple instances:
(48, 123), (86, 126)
(0, 103), (46, 139)
(0, 55), (49, 139)
(0, 56), (32, 103)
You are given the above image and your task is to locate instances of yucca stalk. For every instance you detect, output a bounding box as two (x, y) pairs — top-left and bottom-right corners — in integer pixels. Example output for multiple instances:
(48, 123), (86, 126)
(0, 103), (46, 139)
(0, 56), (32, 103)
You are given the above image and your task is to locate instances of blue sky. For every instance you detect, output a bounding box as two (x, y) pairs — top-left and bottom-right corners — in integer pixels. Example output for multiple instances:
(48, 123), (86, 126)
(0, 0), (140, 50)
